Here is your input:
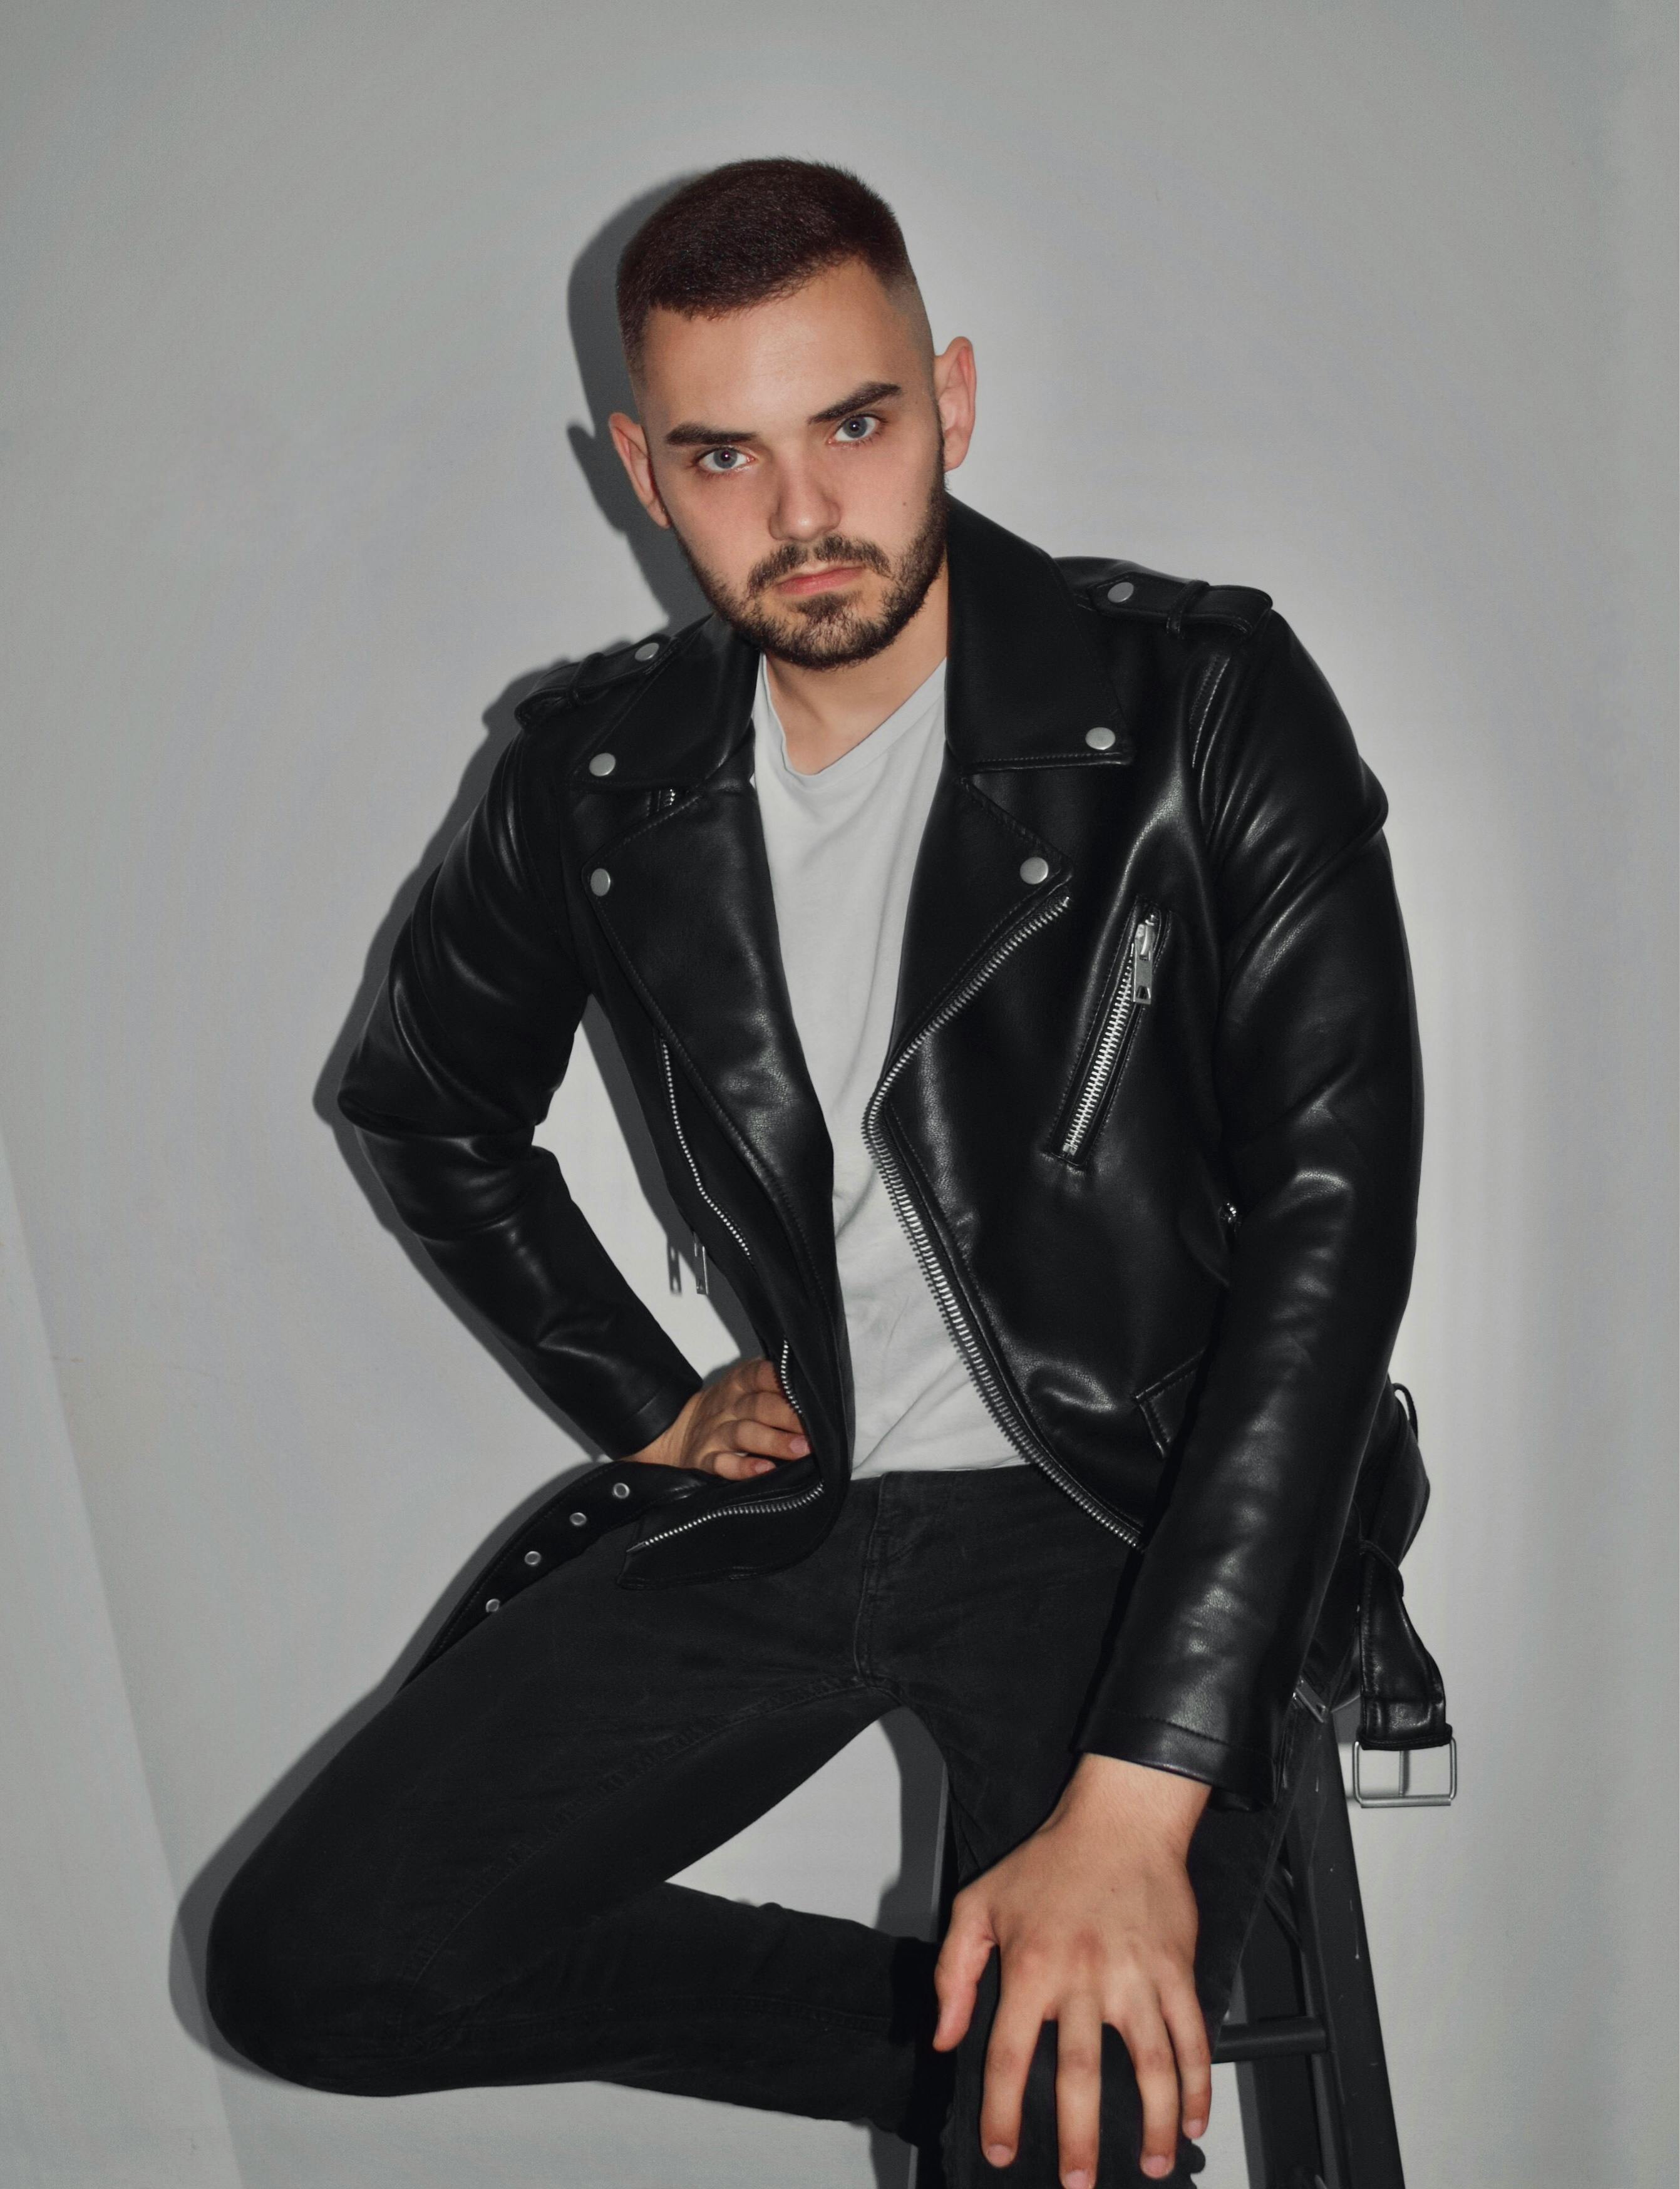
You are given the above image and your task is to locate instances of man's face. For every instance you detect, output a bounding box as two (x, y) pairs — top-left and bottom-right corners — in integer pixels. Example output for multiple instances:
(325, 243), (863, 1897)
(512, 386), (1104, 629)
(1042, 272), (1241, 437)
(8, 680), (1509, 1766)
(609, 259), (975, 669)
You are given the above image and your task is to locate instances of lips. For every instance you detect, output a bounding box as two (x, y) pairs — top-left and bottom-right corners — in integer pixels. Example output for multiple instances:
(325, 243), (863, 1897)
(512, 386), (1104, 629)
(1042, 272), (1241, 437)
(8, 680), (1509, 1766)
(775, 564), (867, 598)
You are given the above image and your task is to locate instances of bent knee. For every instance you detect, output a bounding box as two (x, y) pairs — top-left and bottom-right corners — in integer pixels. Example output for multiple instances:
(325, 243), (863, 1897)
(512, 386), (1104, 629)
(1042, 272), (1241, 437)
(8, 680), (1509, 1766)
(205, 1863), (410, 2093)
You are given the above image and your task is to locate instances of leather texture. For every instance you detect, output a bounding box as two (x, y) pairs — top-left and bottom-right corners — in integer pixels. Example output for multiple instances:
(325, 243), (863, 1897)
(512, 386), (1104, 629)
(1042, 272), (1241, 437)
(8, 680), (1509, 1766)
(340, 497), (1433, 1808)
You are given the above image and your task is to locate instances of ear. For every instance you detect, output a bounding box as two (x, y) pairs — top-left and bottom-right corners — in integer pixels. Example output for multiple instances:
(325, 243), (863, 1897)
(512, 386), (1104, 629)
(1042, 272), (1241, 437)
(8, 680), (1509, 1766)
(608, 410), (672, 530)
(931, 337), (977, 474)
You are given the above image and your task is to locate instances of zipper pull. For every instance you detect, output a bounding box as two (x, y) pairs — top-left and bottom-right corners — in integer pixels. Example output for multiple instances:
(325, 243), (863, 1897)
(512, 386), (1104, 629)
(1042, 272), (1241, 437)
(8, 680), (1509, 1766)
(1131, 912), (1159, 1005)
(693, 1233), (710, 1296)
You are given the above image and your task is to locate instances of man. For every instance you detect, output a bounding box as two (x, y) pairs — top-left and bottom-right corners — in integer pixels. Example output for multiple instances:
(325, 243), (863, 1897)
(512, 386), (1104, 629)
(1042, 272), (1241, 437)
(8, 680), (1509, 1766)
(207, 159), (1426, 2187)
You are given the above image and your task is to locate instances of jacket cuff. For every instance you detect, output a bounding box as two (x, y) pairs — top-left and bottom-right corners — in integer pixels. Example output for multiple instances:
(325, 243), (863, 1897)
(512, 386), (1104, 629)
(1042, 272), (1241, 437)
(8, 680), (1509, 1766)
(1076, 1711), (1279, 1811)
(587, 1373), (704, 1463)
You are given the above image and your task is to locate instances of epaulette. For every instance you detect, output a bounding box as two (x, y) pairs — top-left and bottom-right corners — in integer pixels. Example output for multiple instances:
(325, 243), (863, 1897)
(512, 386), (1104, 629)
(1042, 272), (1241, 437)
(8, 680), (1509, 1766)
(1072, 560), (1273, 641)
(512, 627), (676, 726)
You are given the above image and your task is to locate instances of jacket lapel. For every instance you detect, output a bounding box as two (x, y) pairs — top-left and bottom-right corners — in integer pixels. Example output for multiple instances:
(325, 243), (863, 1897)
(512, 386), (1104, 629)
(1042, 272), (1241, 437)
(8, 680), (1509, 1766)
(576, 624), (837, 1298)
(886, 497), (1130, 1057)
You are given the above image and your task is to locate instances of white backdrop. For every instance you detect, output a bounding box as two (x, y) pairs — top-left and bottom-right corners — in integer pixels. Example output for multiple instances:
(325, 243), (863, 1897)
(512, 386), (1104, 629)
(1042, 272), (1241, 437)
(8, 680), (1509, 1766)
(1, 4), (1673, 2185)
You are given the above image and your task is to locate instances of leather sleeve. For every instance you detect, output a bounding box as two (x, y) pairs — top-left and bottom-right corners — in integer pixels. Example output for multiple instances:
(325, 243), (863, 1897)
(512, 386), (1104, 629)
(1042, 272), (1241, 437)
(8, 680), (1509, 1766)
(336, 732), (705, 1457)
(1079, 612), (1423, 1807)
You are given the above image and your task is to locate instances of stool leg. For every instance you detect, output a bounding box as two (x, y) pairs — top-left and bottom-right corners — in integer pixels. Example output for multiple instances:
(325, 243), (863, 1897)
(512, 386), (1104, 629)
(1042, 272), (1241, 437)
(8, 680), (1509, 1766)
(1231, 1882), (1332, 2186)
(1286, 1713), (1406, 2189)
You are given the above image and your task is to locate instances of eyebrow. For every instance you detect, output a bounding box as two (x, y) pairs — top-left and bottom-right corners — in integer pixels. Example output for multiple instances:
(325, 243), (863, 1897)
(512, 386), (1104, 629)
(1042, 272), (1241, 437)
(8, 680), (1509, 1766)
(663, 380), (903, 448)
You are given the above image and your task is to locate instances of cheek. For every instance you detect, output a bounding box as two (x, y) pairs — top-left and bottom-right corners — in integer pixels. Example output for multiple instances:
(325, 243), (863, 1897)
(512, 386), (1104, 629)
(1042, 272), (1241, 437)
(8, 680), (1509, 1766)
(665, 471), (768, 574)
(851, 435), (942, 532)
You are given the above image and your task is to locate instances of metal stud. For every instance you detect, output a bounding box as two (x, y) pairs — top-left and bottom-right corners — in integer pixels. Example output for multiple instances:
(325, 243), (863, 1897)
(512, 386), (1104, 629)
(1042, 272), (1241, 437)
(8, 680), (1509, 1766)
(1106, 579), (1135, 604)
(634, 641), (660, 662)
(1019, 855), (1051, 885)
(569, 1510), (588, 1527)
(524, 1548), (542, 1567)
(485, 1597), (501, 1612)
(611, 1480), (632, 1500)
(1085, 725), (1117, 751)
(588, 751), (617, 777)
(589, 868), (612, 897)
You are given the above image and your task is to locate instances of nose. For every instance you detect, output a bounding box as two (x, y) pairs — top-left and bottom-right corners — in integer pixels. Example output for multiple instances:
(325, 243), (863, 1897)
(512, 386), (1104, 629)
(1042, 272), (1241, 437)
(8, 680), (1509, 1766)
(767, 454), (840, 547)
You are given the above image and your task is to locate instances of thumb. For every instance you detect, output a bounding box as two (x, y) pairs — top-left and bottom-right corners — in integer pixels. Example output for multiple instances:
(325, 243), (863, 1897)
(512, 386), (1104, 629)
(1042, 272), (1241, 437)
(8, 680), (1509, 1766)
(932, 1894), (996, 2052)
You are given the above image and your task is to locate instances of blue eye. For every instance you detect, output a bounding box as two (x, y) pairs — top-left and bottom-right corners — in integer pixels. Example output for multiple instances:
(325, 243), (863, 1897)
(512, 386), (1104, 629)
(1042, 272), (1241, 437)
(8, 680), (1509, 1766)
(836, 415), (879, 442)
(698, 446), (748, 473)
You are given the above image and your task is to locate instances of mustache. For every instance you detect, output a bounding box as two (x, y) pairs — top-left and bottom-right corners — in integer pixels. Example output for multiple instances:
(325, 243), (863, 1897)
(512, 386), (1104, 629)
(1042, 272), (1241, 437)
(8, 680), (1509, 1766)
(746, 535), (894, 593)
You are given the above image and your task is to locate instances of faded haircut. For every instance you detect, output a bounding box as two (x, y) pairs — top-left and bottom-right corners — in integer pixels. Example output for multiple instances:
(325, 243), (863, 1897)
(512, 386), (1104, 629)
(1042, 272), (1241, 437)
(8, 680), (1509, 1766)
(616, 158), (920, 381)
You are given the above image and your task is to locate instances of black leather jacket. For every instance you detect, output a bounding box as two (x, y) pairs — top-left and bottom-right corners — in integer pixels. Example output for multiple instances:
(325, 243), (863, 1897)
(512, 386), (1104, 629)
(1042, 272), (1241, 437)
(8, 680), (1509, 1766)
(339, 497), (1426, 1808)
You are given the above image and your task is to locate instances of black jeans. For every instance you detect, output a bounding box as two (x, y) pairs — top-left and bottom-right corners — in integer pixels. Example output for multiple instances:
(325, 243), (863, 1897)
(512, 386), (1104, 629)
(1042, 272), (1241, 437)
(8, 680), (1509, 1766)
(207, 1465), (1310, 2185)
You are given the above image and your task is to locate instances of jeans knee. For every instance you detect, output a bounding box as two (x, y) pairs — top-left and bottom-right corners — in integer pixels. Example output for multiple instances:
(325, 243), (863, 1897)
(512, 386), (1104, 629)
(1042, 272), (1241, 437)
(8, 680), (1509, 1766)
(204, 1862), (402, 2092)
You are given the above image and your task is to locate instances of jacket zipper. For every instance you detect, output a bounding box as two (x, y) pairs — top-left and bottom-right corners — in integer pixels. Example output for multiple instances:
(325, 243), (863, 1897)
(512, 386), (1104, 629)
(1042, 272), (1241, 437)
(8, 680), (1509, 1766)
(1059, 905), (1162, 1162)
(656, 1040), (819, 1537)
(861, 892), (1145, 1550)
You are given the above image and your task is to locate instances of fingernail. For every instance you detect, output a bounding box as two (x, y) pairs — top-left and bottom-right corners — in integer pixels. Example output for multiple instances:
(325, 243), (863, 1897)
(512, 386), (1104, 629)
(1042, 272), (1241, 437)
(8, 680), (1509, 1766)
(749, 1460), (774, 1475)
(1185, 2116), (1207, 2138)
(790, 1436), (809, 1454)
(985, 2143), (1013, 2168)
(1141, 2158), (1174, 2180)
(1065, 2171), (1092, 2189)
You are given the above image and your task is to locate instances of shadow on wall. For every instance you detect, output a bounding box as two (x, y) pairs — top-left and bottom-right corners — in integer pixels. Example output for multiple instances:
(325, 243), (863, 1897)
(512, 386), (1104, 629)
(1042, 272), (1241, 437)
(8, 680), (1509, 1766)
(307, 174), (724, 1434)
(177, 183), (949, 2189)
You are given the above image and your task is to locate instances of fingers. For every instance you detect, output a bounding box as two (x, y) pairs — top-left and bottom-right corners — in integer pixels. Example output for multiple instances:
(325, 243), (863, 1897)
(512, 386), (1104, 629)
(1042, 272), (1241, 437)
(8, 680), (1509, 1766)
(979, 1974), (1046, 2171)
(665, 1359), (807, 1480)
(720, 1361), (807, 1475)
(1052, 1997), (1103, 2189)
(1160, 1974), (1212, 2143)
(1119, 2001), (1183, 2180)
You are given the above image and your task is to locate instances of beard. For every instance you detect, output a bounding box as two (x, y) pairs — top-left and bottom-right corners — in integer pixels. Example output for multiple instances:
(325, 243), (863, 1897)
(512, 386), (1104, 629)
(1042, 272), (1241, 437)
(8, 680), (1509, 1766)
(667, 465), (949, 671)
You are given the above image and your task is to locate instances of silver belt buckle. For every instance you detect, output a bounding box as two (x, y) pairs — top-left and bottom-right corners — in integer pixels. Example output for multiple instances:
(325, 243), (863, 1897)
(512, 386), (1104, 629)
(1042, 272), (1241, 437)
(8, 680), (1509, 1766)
(1349, 1734), (1457, 1808)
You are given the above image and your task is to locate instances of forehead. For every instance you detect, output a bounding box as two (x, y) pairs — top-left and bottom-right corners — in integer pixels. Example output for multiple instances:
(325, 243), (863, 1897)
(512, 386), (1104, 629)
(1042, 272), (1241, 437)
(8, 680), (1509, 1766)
(635, 259), (925, 429)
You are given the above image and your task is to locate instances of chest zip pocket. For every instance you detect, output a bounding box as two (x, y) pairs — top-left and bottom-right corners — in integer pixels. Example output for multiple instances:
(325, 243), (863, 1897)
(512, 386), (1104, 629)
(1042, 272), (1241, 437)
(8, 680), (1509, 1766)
(1056, 903), (1164, 1165)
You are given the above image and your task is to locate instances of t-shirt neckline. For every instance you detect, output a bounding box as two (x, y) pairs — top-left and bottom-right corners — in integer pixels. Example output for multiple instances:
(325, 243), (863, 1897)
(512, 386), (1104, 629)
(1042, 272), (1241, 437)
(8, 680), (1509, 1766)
(756, 656), (948, 791)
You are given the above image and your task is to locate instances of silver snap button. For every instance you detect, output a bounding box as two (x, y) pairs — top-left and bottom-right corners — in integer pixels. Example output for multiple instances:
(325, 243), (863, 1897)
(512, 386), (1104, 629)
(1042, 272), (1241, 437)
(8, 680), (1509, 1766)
(1019, 855), (1050, 885)
(1085, 726), (1117, 751)
(1106, 580), (1135, 604)
(485, 1597), (501, 1613)
(588, 751), (617, 777)
(569, 1510), (588, 1527)
(611, 1480), (632, 1500)
(589, 868), (612, 897)
(634, 641), (660, 662)
(523, 1548), (542, 1567)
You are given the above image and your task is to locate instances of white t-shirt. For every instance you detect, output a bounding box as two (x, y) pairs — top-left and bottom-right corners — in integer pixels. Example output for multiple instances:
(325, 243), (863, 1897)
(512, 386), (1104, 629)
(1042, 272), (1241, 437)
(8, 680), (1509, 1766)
(752, 656), (1021, 1479)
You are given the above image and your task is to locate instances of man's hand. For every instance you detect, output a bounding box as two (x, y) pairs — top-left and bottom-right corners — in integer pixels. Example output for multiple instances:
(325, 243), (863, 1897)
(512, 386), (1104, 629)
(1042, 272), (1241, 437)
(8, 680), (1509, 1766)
(626, 1356), (810, 1482)
(932, 1753), (1213, 2186)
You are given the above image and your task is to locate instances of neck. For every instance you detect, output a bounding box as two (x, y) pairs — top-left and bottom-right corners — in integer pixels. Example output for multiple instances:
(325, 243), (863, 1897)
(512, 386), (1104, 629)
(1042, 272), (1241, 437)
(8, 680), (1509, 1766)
(763, 561), (949, 774)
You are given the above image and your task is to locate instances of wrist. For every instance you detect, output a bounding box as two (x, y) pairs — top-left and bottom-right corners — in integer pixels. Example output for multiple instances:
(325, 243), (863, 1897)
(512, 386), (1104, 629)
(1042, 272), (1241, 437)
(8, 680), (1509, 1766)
(626, 1389), (694, 1467)
(1057, 1751), (1211, 1857)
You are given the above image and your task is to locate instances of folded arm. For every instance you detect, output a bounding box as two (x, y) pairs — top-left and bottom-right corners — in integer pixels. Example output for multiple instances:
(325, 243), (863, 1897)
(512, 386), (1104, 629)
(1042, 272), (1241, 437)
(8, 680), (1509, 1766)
(338, 733), (704, 1457)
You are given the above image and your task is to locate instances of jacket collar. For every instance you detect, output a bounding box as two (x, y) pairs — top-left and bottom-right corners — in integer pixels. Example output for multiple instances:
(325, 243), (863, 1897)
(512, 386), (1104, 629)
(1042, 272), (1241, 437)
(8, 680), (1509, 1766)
(944, 497), (1130, 766)
(549, 495), (1127, 791)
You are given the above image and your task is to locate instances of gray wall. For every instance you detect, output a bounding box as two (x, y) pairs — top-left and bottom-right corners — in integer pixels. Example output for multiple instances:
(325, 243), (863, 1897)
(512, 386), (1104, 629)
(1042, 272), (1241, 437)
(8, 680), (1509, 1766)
(1, 3), (1672, 2184)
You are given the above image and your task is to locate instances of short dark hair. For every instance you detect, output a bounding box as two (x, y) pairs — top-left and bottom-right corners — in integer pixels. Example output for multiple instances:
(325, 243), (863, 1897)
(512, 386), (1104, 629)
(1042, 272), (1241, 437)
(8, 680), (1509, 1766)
(616, 158), (917, 379)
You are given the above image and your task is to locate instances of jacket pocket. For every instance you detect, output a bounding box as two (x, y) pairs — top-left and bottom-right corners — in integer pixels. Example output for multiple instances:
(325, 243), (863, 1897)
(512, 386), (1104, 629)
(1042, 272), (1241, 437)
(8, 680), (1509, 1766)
(1134, 1347), (1205, 1457)
(1053, 900), (1166, 1164)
